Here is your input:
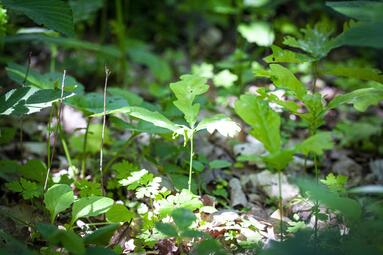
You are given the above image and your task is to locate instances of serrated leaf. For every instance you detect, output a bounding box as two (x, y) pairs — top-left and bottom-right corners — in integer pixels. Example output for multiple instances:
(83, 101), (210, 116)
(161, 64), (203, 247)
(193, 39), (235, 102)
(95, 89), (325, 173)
(171, 208), (196, 230)
(71, 196), (114, 225)
(264, 45), (313, 64)
(2, 0), (74, 36)
(295, 132), (334, 156)
(328, 87), (383, 111)
(44, 184), (74, 223)
(235, 95), (281, 153)
(196, 114), (240, 137)
(169, 74), (209, 127)
(256, 64), (307, 100)
(0, 87), (73, 116)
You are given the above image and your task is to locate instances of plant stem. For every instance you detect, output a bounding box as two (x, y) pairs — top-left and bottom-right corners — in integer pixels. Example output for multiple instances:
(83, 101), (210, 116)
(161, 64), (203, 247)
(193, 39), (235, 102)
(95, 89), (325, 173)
(313, 153), (319, 241)
(99, 67), (111, 195)
(81, 117), (92, 178)
(44, 70), (66, 190)
(278, 171), (284, 241)
(115, 0), (128, 86)
(188, 133), (194, 192)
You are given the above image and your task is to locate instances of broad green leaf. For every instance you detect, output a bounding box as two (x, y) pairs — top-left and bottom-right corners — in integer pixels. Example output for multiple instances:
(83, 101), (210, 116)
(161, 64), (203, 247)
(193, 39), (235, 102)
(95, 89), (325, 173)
(209, 159), (232, 169)
(37, 223), (85, 255)
(155, 222), (178, 237)
(283, 19), (339, 59)
(69, 124), (111, 154)
(83, 224), (119, 246)
(71, 196), (114, 224)
(106, 204), (134, 223)
(297, 178), (361, 221)
(0, 87), (73, 116)
(263, 149), (294, 171)
(326, 1), (383, 22)
(328, 87), (383, 111)
(196, 114), (240, 137)
(320, 64), (383, 83)
(169, 74), (209, 127)
(295, 132), (334, 156)
(44, 184), (74, 223)
(256, 64), (307, 100)
(335, 21), (383, 48)
(2, 0), (74, 36)
(264, 45), (313, 64)
(235, 95), (281, 153)
(238, 21), (275, 46)
(171, 208), (196, 230)
(108, 87), (143, 106)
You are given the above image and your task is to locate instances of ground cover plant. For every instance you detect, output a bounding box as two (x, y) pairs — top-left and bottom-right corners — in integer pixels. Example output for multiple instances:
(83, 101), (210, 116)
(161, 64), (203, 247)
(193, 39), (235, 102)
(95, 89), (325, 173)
(0, 0), (382, 254)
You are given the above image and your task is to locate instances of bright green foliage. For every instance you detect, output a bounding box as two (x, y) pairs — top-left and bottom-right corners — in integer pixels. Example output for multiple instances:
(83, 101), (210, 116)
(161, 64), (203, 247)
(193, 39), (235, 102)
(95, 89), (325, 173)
(0, 5), (7, 38)
(169, 74), (209, 127)
(6, 178), (42, 199)
(283, 19), (339, 59)
(295, 132), (334, 156)
(1, 0), (74, 36)
(263, 150), (294, 172)
(172, 208), (196, 230)
(196, 114), (241, 138)
(209, 159), (232, 169)
(71, 196), (114, 225)
(0, 87), (73, 116)
(157, 189), (203, 217)
(44, 184), (74, 223)
(256, 64), (307, 100)
(328, 87), (383, 111)
(238, 21), (275, 46)
(75, 180), (102, 197)
(37, 223), (85, 255)
(321, 173), (348, 194)
(70, 124), (111, 154)
(119, 169), (153, 190)
(264, 45), (313, 64)
(106, 204), (134, 223)
(235, 94), (281, 153)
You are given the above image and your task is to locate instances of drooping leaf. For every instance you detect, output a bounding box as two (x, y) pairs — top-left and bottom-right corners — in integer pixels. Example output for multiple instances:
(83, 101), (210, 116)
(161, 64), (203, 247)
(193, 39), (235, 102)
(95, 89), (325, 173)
(235, 95), (281, 153)
(0, 87), (73, 116)
(71, 196), (114, 225)
(256, 64), (307, 100)
(320, 63), (383, 83)
(106, 204), (134, 223)
(171, 208), (196, 230)
(196, 114), (240, 138)
(44, 184), (74, 223)
(169, 74), (209, 127)
(328, 87), (383, 111)
(295, 132), (334, 156)
(264, 45), (313, 64)
(2, 0), (74, 36)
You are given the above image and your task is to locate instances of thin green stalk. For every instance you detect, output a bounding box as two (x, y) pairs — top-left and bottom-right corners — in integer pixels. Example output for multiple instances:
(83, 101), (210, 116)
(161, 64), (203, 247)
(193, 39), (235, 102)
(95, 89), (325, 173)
(81, 117), (92, 178)
(58, 125), (72, 166)
(313, 153), (319, 241)
(188, 134), (194, 192)
(115, 0), (128, 86)
(44, 70), (66, 190)
(99, 67), (111, 195)
(278, 171), (284, 241)
(47, 106), (54, 170)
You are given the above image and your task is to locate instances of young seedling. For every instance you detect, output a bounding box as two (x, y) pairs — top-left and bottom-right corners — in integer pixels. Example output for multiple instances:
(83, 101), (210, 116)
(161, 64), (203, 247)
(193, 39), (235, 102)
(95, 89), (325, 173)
(93, 74), (240, 192)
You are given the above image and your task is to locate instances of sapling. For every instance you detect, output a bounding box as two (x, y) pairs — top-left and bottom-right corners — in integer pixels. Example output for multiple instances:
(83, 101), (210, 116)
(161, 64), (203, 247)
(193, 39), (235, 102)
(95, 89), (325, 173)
(93, 74), (240, 192)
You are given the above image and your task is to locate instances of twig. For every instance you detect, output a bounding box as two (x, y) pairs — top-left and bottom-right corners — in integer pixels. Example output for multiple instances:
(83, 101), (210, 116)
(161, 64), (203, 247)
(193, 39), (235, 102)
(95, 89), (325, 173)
(100, 66), (111, 195)
(44, 70), (66, 190)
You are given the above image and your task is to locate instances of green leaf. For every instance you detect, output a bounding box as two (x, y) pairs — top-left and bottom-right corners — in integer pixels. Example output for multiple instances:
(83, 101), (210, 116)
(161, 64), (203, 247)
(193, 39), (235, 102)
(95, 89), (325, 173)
(264, 45), (313, 64)
(106, 204), (134, 223)
(320, 173), (348, 193)
(83, 224), (119, 246)
(320, 64), (383, 83)
(326, 1), (383, 22)
(6, 178), (43, 200)
(157, 189), (203, 217)
(196, 114), (240, 138)
(0, 87), (73, 116)
(192, 239), (228, 255)
(169, 74), (209, 127)
(69, 0), (104, 23)
(44, 184), (74, 223)
(155, 222), (178, 237)
(238, 21), (275, 46)
(263, 149), (294, 171)
(2, 0), (74, 36)
(69, 124), (111, 154)
(295, 132), (334, 156)
(328, 87), (383, 111)
(71, 196), (114, 225)
(108, 87), (143, 106)
(171, 208), (196, 230)
(213, 69), (238, 88)
(209, 159), (232, 169)
(235, 95), (281, 153)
